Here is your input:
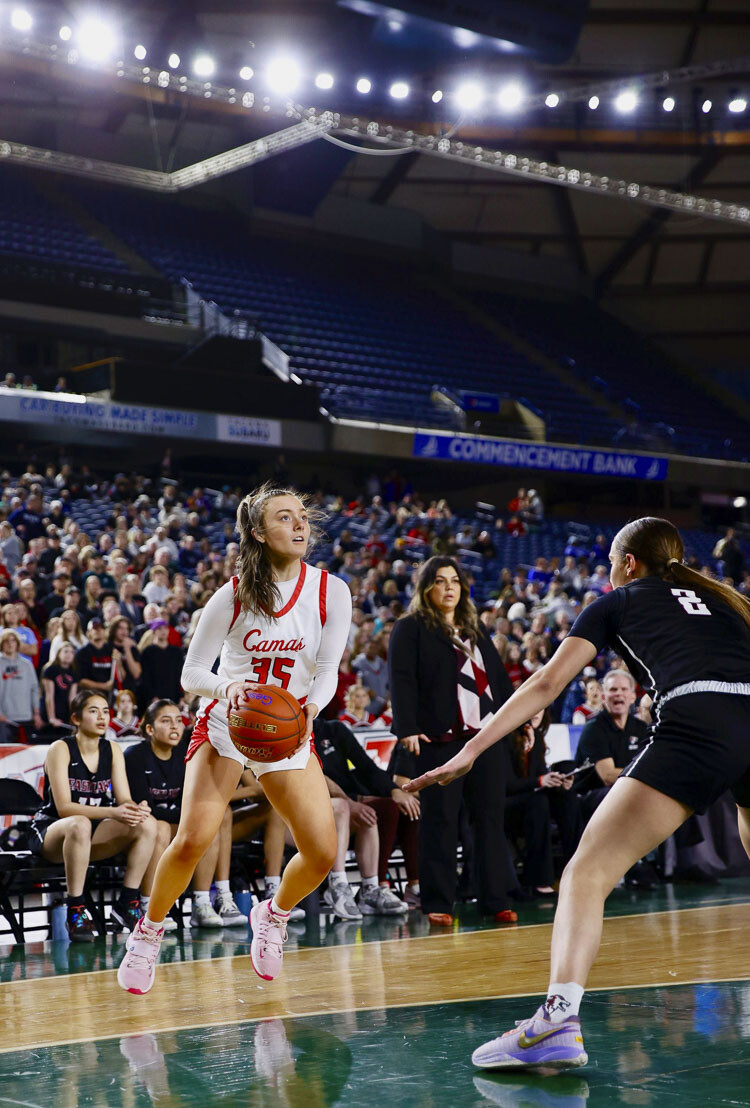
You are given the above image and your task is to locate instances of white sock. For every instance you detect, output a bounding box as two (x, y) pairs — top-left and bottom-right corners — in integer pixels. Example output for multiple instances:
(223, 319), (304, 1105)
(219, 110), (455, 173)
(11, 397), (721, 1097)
(215, 880), (231, 896)
(270, 896), (290, 918)
(143, 914), (163, 932)
(408, 882), (420, 893)
(265, 875), (281, 893)
(193, 890), (211, 906)
(543, 982), (585, 1023)
(329, 870), (346, 885)
(361, 875), (378, 891)
(140, 895), (150, 911)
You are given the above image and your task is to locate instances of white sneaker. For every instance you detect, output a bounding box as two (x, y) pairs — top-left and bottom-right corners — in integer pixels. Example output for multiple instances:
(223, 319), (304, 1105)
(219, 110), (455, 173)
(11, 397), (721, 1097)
(214, 892), (249, 927)
(359, 885), (409, 916)
(190, 900), (223, 928)
(323, 878), (363, 921)
(161, 914), (178, 933)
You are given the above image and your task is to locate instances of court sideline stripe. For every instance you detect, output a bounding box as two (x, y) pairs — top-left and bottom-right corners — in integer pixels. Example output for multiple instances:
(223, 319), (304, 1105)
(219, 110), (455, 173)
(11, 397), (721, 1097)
(2, 897), (747, 987)
(0, 970), (748, 1056)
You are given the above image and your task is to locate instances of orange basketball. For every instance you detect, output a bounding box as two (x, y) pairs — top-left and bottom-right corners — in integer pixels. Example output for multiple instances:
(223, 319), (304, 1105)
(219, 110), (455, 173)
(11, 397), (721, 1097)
(227, 685), (306, 762)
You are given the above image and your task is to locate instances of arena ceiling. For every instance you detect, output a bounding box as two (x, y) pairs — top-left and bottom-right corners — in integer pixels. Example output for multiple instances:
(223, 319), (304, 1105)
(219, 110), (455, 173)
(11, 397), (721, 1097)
(1, 1), (750, 370)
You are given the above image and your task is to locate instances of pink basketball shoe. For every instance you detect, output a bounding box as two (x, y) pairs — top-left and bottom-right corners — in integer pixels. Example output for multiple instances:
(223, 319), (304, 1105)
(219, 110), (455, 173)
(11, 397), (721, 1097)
(116, 917), (164, 995)
(250, 899), (288, 981)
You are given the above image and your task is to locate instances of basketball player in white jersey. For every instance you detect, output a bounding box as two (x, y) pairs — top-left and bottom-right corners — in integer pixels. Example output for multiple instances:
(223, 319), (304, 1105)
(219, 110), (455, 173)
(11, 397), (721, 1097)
(118, 484), (352, 993)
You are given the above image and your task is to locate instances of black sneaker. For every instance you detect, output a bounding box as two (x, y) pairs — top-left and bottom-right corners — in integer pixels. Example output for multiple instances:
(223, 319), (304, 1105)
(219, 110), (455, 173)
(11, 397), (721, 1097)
(67, 905), (96, 943)
(111, 898), (144, 933)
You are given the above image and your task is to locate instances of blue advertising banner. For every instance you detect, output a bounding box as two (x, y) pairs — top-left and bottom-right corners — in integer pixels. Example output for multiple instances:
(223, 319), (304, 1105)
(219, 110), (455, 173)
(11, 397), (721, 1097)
(413, 432), (669, 480)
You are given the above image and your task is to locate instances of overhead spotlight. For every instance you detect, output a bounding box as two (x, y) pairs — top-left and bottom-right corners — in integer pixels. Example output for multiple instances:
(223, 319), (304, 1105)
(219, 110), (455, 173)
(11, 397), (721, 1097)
(389, 80), (409, 100)
(10, 8), (32, 32)
(545, 92), (559, 108)
(239, 66), (254, 81)
(662, 96), (675, 112)
(315, 72), (334, 90)
(734, 496), (748, 508)
(134, 44), (147, 61)
(58, 25), (72, 41)
(497, 82), (524, 111)
(387, 19), (403, 31)
(454, 27), (479, 48)
(168, 52), (180, 69)
(356, 77), (372, 94)
(266, 55), (302, 95)
(614, 89), (638, 113)
(432, 89), (443, 104)
(193, 55), (215, 78)
(729, 97), (747, 114)
(588, 95), (599, 110)
(702, 98), (712, 113)
(78, 18), (118, 62)
(455, 81), (484, 112)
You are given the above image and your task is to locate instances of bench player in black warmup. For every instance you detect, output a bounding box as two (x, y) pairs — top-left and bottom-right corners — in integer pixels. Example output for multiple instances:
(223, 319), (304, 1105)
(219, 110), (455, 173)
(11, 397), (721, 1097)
(407, 517), (750, 1070)
(28, 690), (157, 941)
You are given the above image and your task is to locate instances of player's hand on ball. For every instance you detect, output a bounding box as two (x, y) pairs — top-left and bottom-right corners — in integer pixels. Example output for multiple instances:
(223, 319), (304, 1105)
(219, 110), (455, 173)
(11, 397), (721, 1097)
(285, 702), (316, 758)
(404, 748), (476, 792)
(226, 680), (260, 711)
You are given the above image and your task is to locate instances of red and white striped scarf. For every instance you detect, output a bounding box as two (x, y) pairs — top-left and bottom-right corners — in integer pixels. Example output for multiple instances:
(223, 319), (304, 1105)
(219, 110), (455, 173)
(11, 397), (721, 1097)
(455, 639), (495, 732)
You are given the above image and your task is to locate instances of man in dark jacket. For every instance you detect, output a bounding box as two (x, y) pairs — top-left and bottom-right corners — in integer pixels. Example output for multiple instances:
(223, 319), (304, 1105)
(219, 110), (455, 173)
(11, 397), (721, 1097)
(314, 717), (419, 920)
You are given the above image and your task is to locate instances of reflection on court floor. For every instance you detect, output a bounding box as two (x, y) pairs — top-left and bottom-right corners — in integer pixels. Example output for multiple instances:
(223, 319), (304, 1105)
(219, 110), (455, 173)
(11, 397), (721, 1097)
(1, 880), (750, 1107)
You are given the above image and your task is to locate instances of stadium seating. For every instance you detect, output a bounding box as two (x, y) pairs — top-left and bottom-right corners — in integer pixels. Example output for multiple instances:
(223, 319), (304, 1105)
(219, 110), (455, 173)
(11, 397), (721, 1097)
(471, 291), (750, 461)
(0, 172), (127, 273)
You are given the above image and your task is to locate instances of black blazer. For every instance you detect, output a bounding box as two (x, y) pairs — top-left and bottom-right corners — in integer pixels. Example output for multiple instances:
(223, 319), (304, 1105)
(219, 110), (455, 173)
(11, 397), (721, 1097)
(388, 613), (514, 740)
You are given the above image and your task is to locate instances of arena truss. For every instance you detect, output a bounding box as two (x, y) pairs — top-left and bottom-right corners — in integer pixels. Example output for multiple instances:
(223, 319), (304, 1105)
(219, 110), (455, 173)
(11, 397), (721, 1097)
(0, 37), (748, 227)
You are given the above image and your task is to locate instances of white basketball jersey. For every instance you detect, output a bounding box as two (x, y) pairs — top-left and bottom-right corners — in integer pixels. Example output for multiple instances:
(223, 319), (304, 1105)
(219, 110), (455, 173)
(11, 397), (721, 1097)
(217, 563), (329, 705)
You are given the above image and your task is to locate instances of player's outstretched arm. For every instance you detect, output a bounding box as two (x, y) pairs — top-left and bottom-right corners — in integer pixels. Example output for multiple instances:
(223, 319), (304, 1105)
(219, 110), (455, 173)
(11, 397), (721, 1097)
(405, 635), (597, 793)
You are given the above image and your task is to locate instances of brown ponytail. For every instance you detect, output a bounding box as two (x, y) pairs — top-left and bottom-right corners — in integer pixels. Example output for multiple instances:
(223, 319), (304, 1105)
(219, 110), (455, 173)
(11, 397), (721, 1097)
(234, 482), (323, 618)
(614, 517), (750, 632)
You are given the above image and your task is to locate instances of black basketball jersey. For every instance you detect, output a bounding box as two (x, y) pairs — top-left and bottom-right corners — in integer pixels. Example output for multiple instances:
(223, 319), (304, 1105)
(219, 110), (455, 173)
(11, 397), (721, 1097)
(124, 735), (188, 824)
(569, 576), (750, 700)
(33, 733), (115, 824)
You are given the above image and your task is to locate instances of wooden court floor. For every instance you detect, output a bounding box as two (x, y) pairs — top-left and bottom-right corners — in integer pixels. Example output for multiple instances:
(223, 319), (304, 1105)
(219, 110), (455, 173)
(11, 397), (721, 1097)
(1, 880), (750, 1106)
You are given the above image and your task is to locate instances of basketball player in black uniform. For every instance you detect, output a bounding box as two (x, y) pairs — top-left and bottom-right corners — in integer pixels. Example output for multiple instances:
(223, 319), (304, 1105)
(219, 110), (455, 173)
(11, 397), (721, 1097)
(29, 690), (157, 941)
(406, 517), (750, 1070)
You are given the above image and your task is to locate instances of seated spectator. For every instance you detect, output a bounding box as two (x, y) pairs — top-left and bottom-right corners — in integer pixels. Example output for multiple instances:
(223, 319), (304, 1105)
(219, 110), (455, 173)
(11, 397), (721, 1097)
(27, 689), (157, 940)
(139, 620), (183, 707)
(83, 575), (103, 623)
(504, 640), (524, 689)
(571, 676), (603, 725)
(42, 572), (72, 619)
(575, 670), (650, 819)
(504, 710), (583, 896)
(338, 683), (391, 729)
(41, 641), (77, 730)
(49, 609), (87, 660)
(142, 565), (171, 606)
(586, 565), (611, 596)
(108, 615), (142, 697)
(2, 602), (39, 666)
(108, 689), (141, 741)
(0, 520), (22, 573)
(119, 574), (146, 625)
(0, 628), (42, 742)
(352, 633), (389, 709)
(314, 716), (419, 917)
(75, 618), (116, 702)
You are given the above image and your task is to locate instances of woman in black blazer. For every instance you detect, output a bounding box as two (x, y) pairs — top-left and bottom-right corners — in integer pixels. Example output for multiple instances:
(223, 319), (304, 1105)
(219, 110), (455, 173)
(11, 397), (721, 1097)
(388, 556), (518, 925)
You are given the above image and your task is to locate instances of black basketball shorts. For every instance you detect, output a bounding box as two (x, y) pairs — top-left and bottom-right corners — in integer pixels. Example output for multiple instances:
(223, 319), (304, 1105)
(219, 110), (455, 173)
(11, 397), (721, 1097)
(621, 692), (750, 813)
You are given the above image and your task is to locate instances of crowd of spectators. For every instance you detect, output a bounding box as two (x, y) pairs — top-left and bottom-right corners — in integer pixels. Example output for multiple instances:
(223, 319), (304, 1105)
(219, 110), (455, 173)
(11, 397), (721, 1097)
(1, 458), (748, 932)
